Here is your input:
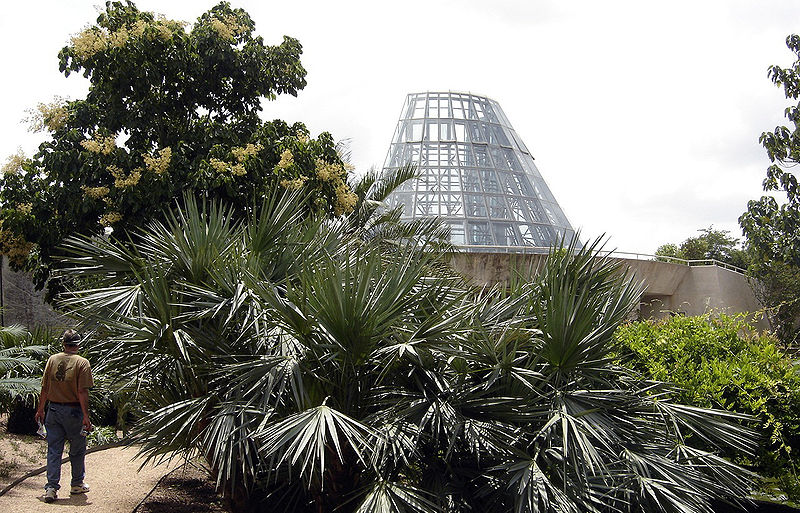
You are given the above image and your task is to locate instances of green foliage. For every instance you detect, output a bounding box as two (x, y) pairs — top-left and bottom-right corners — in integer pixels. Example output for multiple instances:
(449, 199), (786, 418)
(616, 314), (800, 500)
(740, 34), (800, 267)
(0, 1), (356, 297)
(56, 197), (760, 513)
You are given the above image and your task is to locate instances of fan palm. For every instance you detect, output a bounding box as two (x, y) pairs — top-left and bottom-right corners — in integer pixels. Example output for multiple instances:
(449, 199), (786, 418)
(0, 325), (50, 405)
(56, 194), (758, 513)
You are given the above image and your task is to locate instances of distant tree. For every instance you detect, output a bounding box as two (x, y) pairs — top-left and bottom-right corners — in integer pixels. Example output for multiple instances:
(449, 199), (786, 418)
(0, 1), (357, 298)
(654, 226), (749, 268)
(654, 243), (680, 262)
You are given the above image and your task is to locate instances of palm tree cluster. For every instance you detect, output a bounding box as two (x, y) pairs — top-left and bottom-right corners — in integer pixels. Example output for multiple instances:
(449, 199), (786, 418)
(55, 183), (759, 513)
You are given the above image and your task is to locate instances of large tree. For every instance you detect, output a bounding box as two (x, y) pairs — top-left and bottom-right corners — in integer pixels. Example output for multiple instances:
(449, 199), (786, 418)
(740, 35), (800, 264)
(740, 35), (800, 345)
(0, 1), (357, 297)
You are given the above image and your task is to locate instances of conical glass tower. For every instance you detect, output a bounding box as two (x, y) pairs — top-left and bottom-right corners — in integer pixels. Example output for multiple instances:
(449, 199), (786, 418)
(383, 91), (578, 248)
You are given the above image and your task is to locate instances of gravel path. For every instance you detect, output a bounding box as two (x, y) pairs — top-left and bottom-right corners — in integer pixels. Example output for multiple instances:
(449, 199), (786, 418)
(0, 446), (180, 511)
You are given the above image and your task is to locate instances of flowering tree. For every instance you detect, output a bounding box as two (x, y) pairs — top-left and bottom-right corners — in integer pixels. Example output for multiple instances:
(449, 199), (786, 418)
(0, 1), (357, 296)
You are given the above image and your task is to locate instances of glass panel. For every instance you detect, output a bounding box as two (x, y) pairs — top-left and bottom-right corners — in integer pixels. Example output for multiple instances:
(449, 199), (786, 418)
(480, 169), (500, 192)
(493, 125), (511, 147)
(440, 121), (455, 141)
(448, 221), (466, 244)
(452, 98), (467, 119)
(518, 224), (536, 245)
(454, 121), (467, 142)
(525, 199), (546, 223)
(417, 171), (438, 192)
(462, 170), (481, 192)
(493, 223), (518, 245)
(488, 196), (509, 219)
(441, 194), (463, 216)
(504, 148), (522, 171)
(507, 197), (527, 222)
(390, 193), (413, 217)
(511, 130), (530, 154)
(404, 120), (423, 142)
(468, 221), (492, 245)
(490, 148), (509, 170)
(412, 97), (426, 118)
(468, 121), (485, 143)
(440, 168), (460, 190)
(424, 121), (439, 142)
(513, 173), (533, 195)
(474, 146), (491, 167)
(457, 144), (475, 166)
(474, 100), (486, 120)
(464, 194), (487, 217)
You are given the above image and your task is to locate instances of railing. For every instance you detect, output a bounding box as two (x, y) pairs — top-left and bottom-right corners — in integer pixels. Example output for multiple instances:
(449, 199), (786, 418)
(456, 245), (747, 275)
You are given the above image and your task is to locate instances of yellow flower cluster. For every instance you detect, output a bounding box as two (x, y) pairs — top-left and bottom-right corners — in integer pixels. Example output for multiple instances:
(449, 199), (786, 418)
(296, 131), (309, 144)
(108, 19), (147, 48)
(210, 158), (246, 176)
(81, 135), (116, 155)
(275, 149), (294, 172)
(280, 176), (308, 190)
(100, 211), (122, 227)
(71, 27), (109, 60)
(153, 17), (180, 41)
(208, 14), (245, 41)
(333, 181), (358, 216)
(231, 143), (263, 162)
(71, 17), (183, 60)
(209, 158), (228, 173)
(109, 165), (141, 188)
(1, 151), (26, 175)
(17, 203), (32, 215)
(81, 185), (110, 199)
(27, 99), (69, 133)
(0, 226), (32, 267)
(144, 147), (172, 174)
(314, 159), (345, 182)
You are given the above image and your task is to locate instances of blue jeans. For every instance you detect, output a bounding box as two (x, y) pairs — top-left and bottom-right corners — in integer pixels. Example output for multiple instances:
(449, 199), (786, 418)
(44, 403), (86, 490)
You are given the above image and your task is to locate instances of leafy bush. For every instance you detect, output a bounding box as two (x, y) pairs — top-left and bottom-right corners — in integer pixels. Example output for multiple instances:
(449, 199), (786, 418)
(615, 314), (800, 501)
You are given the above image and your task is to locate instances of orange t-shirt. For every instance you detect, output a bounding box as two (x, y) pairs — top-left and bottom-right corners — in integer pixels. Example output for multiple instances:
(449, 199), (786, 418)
(41, 352), (94, 404)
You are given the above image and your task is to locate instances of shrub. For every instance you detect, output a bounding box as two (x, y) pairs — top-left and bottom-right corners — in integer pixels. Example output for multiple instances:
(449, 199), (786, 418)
(615, 314), (800, 501)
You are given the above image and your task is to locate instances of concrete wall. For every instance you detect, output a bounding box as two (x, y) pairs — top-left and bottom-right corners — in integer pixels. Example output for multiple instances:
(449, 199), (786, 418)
(1, 251), (768, 332)
(451, 251), (769, 330)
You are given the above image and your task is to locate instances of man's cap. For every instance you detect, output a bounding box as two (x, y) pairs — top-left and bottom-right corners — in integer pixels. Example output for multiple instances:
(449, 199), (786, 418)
(62, 330), (81, 346)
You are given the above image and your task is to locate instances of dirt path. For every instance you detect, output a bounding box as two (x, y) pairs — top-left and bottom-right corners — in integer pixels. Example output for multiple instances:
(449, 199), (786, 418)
(0, 446), (180, 511)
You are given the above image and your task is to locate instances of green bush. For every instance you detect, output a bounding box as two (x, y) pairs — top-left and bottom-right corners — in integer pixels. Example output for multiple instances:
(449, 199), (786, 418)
(615, 314), (800, 501)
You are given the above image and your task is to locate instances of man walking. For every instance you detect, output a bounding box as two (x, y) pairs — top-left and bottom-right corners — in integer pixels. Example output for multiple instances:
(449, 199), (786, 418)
(34, 329), (94, 503)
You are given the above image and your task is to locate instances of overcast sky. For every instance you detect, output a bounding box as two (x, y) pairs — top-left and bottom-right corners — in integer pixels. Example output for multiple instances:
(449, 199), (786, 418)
(2, 1), (798, 253)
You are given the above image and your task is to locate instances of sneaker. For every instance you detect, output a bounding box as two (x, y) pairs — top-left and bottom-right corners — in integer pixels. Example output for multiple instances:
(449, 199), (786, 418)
(44, 487), (57, 503)
(70, 483), (90, 495)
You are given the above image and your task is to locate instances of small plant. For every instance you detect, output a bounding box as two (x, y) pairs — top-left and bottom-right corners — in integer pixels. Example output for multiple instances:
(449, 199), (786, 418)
(0, 450), (19, 479)
(86, 425), (120, 448)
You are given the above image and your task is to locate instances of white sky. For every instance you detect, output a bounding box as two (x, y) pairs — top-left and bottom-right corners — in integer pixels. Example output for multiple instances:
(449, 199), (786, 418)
(2, 0), (799, 253)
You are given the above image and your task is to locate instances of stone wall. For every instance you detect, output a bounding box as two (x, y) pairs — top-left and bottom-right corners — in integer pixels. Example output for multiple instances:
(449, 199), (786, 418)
(1, 257), (68, 329)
